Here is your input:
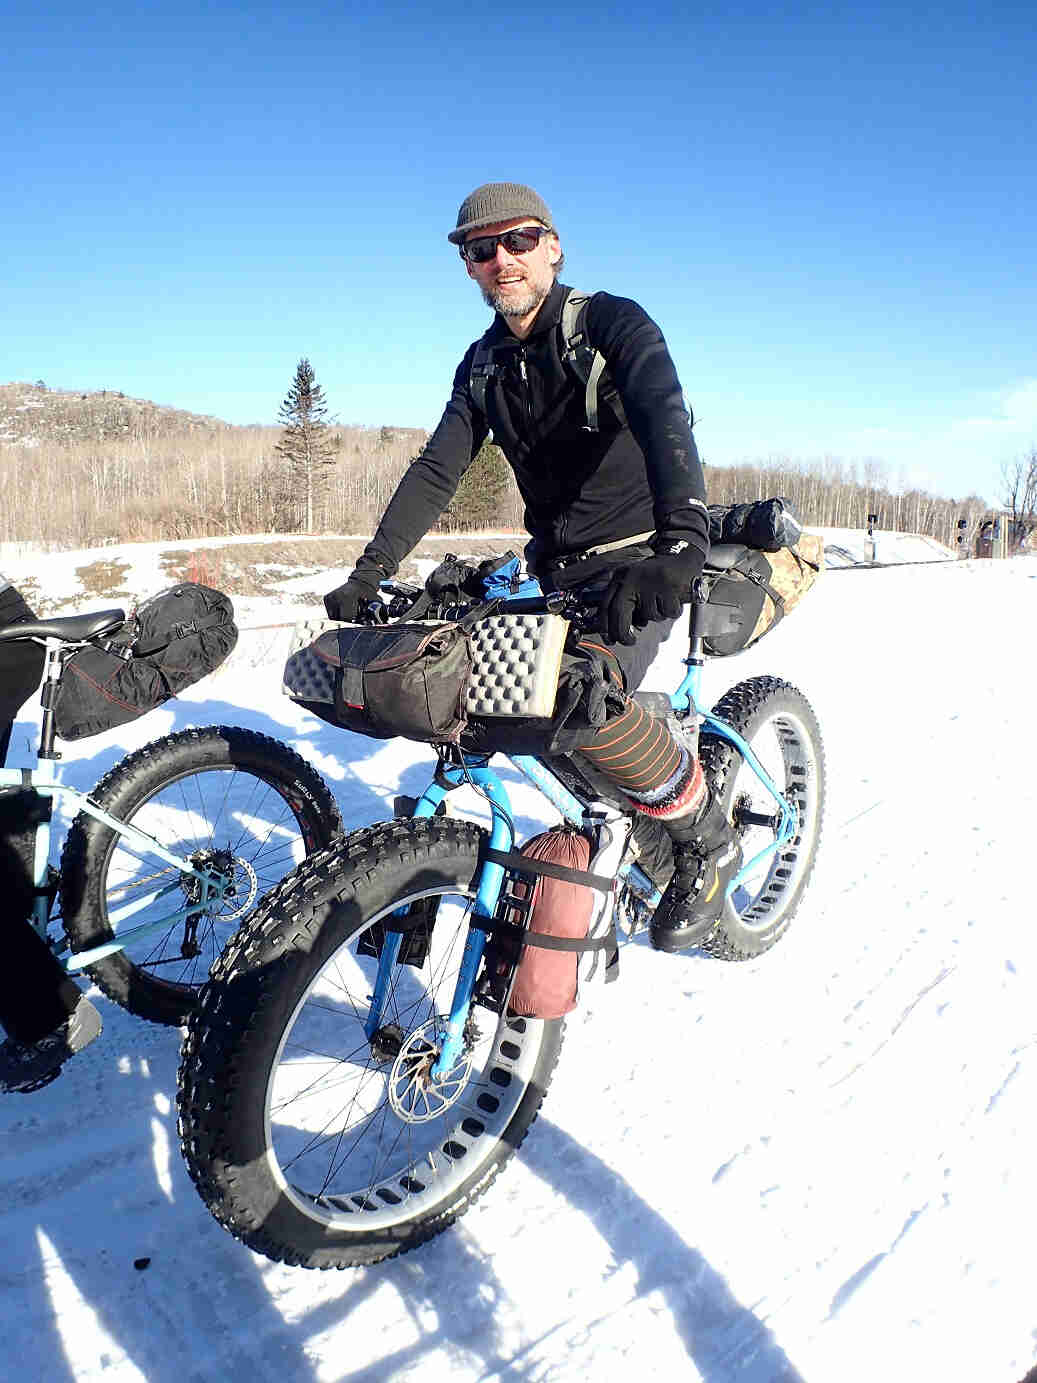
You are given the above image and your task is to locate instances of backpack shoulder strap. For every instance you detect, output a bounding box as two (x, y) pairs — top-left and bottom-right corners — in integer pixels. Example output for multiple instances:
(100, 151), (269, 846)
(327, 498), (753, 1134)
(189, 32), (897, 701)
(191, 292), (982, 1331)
(468, 329), (500, 418)
(559, 289), (623, 432)
(560, 289), (592, 351)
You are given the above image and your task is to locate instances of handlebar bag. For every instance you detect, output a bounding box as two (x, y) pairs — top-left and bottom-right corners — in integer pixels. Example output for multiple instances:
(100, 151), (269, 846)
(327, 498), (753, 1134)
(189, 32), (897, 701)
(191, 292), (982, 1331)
(52, 583), (237, 741)
(701, 534), (823, 657)
(285, 622), (473, 743)
(285, 610), (570, 738)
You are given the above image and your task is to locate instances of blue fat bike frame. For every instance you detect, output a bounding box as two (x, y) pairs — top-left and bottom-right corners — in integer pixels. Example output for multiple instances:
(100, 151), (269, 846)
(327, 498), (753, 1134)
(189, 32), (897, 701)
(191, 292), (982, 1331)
(363, 586), (798, 1081)
(6, 637), (237, 975)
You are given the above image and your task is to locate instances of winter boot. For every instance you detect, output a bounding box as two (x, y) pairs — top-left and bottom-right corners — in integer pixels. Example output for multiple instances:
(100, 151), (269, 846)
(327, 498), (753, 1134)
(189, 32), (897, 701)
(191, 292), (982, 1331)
(627, 810), (675, 890)
(0, 992), (102, 1093)
(650, 791), (742, 953)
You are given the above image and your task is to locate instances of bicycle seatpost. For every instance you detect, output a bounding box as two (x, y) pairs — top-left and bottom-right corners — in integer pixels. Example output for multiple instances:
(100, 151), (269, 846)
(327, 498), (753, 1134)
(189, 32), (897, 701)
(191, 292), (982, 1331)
(685, 577), (709, 671)
(36, 641), (64, 760)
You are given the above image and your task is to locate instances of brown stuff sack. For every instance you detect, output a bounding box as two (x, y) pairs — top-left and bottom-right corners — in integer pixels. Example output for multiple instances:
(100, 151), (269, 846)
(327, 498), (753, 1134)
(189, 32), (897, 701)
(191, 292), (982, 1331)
(769, 532), (824, 615)
(702, 533), (824, 657)
(284, 621), (472, 743)
(507, 828), (595, 1020)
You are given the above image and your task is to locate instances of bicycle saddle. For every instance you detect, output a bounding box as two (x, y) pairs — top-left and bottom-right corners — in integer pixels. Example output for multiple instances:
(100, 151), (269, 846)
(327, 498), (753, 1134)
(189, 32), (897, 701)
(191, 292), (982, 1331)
(0, 608), (126, 643)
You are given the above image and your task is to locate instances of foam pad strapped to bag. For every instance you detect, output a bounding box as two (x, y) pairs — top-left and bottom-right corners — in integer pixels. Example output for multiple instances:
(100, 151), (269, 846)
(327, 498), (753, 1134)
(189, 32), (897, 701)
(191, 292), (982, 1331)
(284, 611), (570, 741)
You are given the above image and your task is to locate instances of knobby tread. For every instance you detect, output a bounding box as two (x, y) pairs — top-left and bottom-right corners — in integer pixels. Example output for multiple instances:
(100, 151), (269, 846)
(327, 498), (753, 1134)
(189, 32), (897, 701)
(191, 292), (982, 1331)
(697, 677), (826, 961)
(59, 725), (341, 1025)
(177, 816), (564, 1268)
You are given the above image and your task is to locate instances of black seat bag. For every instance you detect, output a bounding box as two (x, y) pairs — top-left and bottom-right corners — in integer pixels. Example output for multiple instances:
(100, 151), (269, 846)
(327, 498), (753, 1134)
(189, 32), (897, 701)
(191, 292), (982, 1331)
(52, 583), (237, 741)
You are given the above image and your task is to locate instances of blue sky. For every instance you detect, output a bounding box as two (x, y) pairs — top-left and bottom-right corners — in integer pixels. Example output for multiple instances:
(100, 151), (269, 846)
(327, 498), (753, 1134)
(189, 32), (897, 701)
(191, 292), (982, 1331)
(4, 0), (1034, 505)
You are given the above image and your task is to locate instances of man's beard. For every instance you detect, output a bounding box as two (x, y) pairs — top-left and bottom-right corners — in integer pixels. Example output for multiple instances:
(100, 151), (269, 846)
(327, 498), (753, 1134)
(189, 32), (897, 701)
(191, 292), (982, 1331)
(481, 278), (551, 318)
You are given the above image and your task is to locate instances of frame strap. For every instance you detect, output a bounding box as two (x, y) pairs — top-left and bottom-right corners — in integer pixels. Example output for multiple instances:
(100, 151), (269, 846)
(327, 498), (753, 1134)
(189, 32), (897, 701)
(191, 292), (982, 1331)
(479, 844), (614, 894)
(473, 913), (616, 954)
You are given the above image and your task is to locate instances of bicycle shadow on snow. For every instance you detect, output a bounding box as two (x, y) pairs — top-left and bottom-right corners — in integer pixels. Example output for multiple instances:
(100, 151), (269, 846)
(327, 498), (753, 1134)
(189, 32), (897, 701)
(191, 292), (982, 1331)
(305, 1116), (807, 1383)
(0, 1012), (322, 1383)
(520, 1118), (806, 1381)
(2, 1059), (804, 1383)
(2, 936), (802, 1381)
(236, 1106), (806, 1382)
(216, 940), (803, 1383)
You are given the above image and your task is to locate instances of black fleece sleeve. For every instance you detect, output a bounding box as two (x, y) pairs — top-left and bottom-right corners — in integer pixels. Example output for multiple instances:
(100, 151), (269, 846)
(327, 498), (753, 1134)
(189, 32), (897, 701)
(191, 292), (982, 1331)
(360, 345), (490, 577)
(585, 293), (709, 560)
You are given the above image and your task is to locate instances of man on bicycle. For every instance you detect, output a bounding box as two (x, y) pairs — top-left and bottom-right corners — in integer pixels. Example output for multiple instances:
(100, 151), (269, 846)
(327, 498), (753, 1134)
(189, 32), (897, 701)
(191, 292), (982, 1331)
(325, 182), (740, 953)
(0, 577), (102, 1093)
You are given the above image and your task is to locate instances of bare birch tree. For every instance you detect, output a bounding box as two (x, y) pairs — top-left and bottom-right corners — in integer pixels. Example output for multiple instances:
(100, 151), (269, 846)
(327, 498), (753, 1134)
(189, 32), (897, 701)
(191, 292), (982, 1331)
(1000, 449), (1037, 524)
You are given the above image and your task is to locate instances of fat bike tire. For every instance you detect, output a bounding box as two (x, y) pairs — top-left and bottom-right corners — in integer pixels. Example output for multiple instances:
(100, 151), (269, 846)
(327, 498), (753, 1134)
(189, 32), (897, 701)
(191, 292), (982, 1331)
(60, 726), (342, 1026)
(177, 817), (564, 1269)
(698, 677), (825, 961)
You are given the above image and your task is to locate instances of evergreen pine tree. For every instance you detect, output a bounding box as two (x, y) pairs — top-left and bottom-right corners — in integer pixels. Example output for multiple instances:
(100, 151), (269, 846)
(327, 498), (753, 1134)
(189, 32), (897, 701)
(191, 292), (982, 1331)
(275, 358), (338, 532)
(442, 440), (513, 530)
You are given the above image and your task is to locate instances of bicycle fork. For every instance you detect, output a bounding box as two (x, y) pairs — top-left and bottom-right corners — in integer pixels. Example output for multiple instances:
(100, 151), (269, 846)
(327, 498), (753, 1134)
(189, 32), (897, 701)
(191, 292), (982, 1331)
(362, 715), (796, 1082)
(363, 757), (632, 1083)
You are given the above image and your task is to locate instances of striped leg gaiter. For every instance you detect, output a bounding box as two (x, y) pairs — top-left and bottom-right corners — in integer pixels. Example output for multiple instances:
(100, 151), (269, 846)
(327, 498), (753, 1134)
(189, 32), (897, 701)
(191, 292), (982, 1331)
(571, 642), (706, 823)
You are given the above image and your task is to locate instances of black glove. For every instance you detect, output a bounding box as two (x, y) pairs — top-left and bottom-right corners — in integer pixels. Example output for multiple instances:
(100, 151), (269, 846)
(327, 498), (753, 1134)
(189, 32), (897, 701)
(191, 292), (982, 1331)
(324, 567), (382, 622)
(425, 555), (477, 602)
(598, 544), (704, 646)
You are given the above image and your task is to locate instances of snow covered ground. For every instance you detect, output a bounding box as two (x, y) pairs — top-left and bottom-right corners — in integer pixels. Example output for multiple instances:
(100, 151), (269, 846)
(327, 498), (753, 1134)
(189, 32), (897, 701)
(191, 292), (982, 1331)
(1, 537), (1035, 1383)
(816, 527), (955, 567)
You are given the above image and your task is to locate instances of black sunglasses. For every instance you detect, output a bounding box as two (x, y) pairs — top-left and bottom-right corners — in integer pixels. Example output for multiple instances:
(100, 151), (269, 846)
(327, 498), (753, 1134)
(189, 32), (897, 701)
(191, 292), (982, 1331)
(460, 225), (550, 264)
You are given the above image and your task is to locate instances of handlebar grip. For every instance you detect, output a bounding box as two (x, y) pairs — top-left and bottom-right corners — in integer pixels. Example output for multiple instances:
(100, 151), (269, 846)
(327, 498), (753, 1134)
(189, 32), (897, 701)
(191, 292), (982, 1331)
(379, 579), (423, 598)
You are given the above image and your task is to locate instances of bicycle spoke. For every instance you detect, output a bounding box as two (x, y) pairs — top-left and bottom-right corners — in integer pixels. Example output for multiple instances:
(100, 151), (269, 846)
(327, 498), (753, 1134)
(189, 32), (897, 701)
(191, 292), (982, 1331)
(264, 887), (531, 1213)
(106, 766), (312, 988)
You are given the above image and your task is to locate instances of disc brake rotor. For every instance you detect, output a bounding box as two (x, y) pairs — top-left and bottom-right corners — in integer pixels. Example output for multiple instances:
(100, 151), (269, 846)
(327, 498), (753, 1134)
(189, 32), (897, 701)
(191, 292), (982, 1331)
(182, 848), (259, 922)
(387, 1019), (473, 1124)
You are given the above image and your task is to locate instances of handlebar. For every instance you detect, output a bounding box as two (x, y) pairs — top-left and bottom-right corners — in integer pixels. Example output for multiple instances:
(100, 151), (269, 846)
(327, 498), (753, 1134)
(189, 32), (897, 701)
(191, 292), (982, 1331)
(360, 582), (597, 630)
(359, 559), (721, 635)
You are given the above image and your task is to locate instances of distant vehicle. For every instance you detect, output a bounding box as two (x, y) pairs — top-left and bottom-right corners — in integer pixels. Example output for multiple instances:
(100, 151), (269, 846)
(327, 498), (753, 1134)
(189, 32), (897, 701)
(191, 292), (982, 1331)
(974, 517), (1033, 558)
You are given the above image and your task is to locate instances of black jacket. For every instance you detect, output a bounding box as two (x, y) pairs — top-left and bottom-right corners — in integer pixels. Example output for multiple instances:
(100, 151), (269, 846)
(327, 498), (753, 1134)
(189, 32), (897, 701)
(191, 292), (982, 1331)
(361, 280), (709, 578)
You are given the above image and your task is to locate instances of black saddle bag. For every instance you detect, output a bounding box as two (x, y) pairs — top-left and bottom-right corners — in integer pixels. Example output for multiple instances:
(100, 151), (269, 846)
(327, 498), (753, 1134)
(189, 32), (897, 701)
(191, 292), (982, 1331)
(52, 583), (238, 741)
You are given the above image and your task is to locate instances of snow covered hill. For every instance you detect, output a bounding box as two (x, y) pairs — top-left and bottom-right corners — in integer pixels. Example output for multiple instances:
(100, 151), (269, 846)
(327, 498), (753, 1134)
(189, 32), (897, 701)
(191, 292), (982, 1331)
(1, 539), (1034, 1383)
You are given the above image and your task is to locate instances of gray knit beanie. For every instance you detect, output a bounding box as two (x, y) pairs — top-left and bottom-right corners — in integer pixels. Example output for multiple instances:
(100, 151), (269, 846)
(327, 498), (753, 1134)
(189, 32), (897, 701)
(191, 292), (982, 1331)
(447, 182), (556, 244)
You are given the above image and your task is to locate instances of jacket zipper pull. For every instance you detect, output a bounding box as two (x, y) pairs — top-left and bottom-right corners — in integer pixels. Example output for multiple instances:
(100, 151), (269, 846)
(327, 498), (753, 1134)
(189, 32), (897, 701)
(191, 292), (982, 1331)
(518, 350), (533, 422)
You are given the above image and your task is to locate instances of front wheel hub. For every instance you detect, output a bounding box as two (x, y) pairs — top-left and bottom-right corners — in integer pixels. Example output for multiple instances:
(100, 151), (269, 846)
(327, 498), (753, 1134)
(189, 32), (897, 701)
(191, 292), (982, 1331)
(370, 1023), (406, 1064)
(387, 1020), (473, 1123)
